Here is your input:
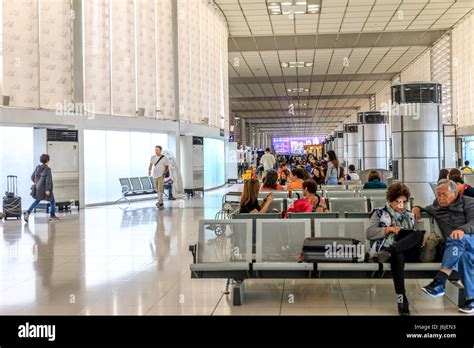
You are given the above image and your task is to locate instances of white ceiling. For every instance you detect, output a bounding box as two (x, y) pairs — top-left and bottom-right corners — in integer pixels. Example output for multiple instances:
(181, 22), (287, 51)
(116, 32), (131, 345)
(215, 0), (473, 136)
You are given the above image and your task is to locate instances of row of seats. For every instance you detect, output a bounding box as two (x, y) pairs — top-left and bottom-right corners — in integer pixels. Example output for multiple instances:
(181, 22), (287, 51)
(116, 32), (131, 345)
(254, 196), (399, 214)
(116, 177), (158, 204)
(190, 217), (442, 279)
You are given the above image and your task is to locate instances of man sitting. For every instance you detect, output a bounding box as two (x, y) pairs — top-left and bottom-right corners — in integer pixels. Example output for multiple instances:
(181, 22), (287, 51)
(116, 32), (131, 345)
(412, 179), (474, 314)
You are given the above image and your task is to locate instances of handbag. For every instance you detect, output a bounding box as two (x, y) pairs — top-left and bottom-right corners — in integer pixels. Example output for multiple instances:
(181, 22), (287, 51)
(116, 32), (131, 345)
(420, 232), (441, 262)
(30, 184), (36, 198)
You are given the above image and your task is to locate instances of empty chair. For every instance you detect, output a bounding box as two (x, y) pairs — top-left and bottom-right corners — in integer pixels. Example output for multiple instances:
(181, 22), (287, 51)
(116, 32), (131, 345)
(190, 220), (252, 272)
(321, 185), (346, 191)
(360, 189), (387, 198)
(139, 176), (155, 193)
(328, 197), (368, 213)
(258, 191), (288, 200)
(265, 198), (285, 212)
(325, 190), (358, 198)
(288, 212), (339, 219)
(254, 219), (313, 273)
(344, 212), (372, 218)
(129, 177), (144, 193)
(345, 180), (362, 186)
(370, 196), (386, 210)
(119, 178), (131, 193)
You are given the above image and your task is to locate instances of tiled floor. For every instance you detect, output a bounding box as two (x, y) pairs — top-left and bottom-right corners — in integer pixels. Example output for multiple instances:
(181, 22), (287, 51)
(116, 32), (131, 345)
(0, 185), (461, 316)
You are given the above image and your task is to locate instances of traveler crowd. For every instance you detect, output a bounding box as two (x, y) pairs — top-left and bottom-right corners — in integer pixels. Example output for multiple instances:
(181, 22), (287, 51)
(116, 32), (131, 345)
(236, 152), (473, 316)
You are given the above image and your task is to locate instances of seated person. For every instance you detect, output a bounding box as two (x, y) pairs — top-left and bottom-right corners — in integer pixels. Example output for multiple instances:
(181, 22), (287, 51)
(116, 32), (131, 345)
(363, 170), (387, 189)
(261, 170), (283, 191)
(287, 179), (328, 213)
(461, 160), (473, 174)
(346, 164), (360, 181)
(450, 175), (474, 198)
(448, 168), (462, 179)
(367, 183), (424, 316)
(279, 169), (290, 186)
(163, 175), (175, 200)
(287, 168), (305, 190)
(412, 179), (474, 314)
(438, 168), (449, 182)
(239, 178), (273, 214)
(311, 164), (325, 185)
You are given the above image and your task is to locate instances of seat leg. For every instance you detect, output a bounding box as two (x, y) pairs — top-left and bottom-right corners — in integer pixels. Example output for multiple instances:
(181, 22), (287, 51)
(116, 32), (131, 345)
(232, 280), (245, 306)
(224, 278), (232, 295)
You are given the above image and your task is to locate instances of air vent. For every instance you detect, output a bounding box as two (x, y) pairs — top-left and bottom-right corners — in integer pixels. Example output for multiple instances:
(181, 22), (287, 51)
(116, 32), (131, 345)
(47, 129), (78, 142)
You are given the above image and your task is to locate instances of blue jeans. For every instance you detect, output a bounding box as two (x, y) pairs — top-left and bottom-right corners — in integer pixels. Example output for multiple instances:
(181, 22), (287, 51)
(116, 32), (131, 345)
(326, 177), (338, 185)
(28, 193), (56, 217)
(441, 234), (474, 300)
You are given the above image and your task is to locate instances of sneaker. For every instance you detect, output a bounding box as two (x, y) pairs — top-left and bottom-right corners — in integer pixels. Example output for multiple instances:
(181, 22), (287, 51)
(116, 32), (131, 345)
(49, 216), (60, 221)
(23, 211), (30, 223)
(155, 202), (160, 207)
(458, 300), (474, 314)
(421, 280), (445, 297)
(377, 250), (391, 263)
(168, 197), (176, 201)
(158, 203), (164, 210)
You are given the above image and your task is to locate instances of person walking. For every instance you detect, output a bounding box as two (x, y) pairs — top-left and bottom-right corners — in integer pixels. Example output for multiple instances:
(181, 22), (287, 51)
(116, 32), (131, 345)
(23, 154), (59, 223)
(148, 145), (169, 210)
(260, 148), (276, 177)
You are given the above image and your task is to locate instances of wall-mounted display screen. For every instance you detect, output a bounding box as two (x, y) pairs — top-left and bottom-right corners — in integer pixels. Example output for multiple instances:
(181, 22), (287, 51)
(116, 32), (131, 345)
(272, 136), (322, 154)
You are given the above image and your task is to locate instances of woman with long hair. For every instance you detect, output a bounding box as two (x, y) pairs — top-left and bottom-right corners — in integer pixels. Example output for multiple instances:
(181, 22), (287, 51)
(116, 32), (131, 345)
(261, 170), (283, 191)
(324, 150), (342, 185)
(239, 179), (273, 214)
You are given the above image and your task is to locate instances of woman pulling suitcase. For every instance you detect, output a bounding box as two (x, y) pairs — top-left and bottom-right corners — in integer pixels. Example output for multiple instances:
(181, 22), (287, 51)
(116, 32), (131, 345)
(24, 154), (59, 223)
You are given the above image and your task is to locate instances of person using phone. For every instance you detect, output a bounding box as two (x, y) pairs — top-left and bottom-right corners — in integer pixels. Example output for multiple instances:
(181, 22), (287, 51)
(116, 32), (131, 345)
(239, 179), (273, 214)
(366, 183), (424, 316)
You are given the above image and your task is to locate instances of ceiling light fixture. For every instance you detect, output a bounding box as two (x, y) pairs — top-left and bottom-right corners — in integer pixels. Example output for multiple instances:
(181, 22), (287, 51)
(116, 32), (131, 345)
(281, 61), (314, 68)
(267, 0), (321, 16)
(287, 88), (309, 93)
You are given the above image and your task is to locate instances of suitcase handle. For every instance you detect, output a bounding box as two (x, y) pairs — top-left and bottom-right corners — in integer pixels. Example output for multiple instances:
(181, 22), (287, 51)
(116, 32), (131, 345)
(7, 175), (18, 196)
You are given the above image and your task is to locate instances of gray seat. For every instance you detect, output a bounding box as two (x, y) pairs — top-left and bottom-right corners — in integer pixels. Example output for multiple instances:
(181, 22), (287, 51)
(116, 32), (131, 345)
(369, 196), (386, 210)
(254, 219), (313, 271)
(288, 212), (339, 219)
(345, 212), (372, 218)
(360, 189), (387, 197)
(130, 177), (144, 193)
(139, 176), (155, 193)
(317, 263), (379, 271)
(264, 198), (286, 212)
(329, 197), (368, 213)
(325, 190), (358, 198)
(322, 185), (347, 192)
(258, 191), (289, 200)
(190, 220), (252, 273)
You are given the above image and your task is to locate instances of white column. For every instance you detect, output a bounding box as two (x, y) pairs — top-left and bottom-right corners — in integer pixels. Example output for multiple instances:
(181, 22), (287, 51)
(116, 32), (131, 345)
(240, 118), (246, 147)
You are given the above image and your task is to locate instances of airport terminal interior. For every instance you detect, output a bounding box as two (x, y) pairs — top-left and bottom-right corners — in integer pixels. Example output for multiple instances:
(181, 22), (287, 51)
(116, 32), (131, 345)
(0, 0), (473, 317)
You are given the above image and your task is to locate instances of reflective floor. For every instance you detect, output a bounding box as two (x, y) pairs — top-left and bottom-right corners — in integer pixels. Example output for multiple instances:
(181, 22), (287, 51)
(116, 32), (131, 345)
(0, 185), (460, 315)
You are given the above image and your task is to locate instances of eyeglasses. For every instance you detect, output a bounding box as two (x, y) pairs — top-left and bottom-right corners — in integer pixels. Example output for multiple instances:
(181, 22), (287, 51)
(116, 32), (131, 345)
(436, 192), (453, 198)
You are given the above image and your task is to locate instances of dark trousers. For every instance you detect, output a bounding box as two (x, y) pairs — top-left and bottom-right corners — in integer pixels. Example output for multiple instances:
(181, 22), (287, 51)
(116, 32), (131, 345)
(389, 230), (425, 295)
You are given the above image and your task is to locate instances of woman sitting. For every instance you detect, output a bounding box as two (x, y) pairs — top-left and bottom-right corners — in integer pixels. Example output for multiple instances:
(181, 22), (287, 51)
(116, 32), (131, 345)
(287, 168), (305, 190)
(363, 170), (387, 189)
(366, 183), (425, 316)
(287, 179), (328, 213)
(261, 170), (283, 191)
(239, 179), (273, 214)
(279, 169), (290, 186)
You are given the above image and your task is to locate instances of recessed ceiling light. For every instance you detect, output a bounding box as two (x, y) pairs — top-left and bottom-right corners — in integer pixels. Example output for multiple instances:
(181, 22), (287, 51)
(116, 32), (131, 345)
(281, 61), (314, 68)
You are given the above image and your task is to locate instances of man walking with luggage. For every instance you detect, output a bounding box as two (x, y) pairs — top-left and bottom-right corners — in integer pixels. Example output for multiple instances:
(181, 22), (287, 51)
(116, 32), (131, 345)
(148, 145), (169, 210)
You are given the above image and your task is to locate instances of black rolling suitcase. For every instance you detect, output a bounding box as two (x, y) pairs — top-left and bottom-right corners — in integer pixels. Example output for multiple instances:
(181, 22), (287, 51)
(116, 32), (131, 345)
(3, 175), (22, 220)
(302, 237), (363, 262)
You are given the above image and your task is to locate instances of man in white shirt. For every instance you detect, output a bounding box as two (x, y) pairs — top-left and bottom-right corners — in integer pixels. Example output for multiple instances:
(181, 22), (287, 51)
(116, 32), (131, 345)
(148, 145), (169, 210)
(260, 148), (276, 176)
